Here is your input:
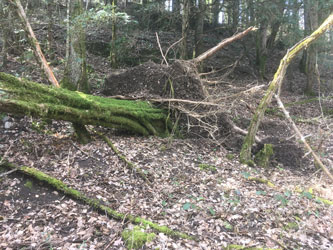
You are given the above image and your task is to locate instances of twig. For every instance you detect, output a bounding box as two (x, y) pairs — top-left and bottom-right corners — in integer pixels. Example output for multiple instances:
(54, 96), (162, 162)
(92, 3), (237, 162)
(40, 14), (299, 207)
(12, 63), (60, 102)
(165, 37), (183, 59)
(220, 53), (244, 79)
(0, 168), (18, 177)
(274, 94), (333, 182)
(97, 132), (152, 186)
(213, 84), (265, 102)
(149, 97), (222, 106)
(155, 32), (169, 66)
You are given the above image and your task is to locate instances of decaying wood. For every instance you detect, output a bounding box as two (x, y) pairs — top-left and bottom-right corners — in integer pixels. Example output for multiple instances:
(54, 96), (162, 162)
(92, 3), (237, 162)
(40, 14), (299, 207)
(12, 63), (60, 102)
(240, 14), (333, 163)
(274, 94), (333, 182)
(9, 0), (60, 87)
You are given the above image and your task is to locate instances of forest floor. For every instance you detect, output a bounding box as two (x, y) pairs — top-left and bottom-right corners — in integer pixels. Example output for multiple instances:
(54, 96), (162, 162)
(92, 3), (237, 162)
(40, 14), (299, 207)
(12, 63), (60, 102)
(1, 27), (333, 249)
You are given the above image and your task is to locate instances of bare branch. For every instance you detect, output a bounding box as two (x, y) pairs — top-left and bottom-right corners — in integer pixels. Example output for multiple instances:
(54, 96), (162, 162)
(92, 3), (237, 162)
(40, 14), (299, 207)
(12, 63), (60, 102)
(156, 32), (169, 66)
(193, 26), (257, 64)
(274, 94), (333, 182)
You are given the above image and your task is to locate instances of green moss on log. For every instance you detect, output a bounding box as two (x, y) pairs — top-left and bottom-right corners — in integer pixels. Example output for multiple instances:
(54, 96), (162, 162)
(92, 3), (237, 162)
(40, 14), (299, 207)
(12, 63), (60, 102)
(122, 226), (156, 249)
(223, 245), (282, 250)
(0, 160), (194, 240)
(0, 73), (170, 136)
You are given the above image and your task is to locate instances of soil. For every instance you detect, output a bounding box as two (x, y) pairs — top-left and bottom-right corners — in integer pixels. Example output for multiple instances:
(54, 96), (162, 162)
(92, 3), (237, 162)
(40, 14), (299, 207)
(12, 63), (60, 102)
(103, 60), (206, 101)
(1, 21), (333, 249)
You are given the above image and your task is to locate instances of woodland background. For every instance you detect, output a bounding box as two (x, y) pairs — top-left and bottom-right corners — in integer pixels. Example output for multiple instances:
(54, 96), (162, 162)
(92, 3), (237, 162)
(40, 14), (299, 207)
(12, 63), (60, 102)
(0, 0), (333, 249)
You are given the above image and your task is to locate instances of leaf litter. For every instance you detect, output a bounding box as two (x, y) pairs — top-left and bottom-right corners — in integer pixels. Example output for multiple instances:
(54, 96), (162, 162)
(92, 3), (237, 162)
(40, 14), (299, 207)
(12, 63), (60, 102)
(0, 113), (332, 249)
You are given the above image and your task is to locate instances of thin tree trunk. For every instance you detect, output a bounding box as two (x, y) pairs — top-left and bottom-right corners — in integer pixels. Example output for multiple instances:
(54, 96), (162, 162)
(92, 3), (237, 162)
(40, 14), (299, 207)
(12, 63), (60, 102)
(110, 0), (117, 68)
(256, 22), (268, 79)
(65, 0), (70, 64)
(62, 0), (90, 143)
(180, 0), (190, 59)
(194, 0), (205, 59)
(0, 1), (10, 69)
(305, 0), (320, 95)
(47, 0), (55, 60)
(232, 0), (239, 32)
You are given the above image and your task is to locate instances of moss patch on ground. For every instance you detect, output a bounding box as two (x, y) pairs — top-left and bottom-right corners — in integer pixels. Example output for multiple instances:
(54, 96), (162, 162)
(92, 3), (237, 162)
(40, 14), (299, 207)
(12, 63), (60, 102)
(198, 163), (217, 172)
(121, 226), (155, 249)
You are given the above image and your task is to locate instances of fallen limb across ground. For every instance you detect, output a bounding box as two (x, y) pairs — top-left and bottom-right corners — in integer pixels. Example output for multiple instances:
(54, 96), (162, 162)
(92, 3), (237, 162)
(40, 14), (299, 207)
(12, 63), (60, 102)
(0, 159), (195, 240)
(0, 73), (170, 136)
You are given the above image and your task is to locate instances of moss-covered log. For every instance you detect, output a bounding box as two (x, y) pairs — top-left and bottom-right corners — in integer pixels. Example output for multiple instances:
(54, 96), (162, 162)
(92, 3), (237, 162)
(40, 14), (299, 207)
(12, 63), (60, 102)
(0, 73), (170, 136)
(0, 160), (194, 240)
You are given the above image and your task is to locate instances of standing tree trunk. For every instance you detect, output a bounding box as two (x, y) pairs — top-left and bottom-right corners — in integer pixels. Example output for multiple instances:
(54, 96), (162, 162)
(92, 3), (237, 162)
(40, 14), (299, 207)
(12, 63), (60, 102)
(194, 0), (205, 60)
(211, 0), (221, 26)
(62, 0), (89, 93)
(180, 0), (190, 59)
(172, 0), (181, 14)
(62, 0), (90, 143)
(0, 1), (10, 69)
(304, 0), (320, 95)
(247, 0), (255, 26)
(266, 0), (285, 49)
(110, 0), (117, 68)
(47, 0), (55, 60)
(256, 22), (268, 79)
(232, 0), (239, 32)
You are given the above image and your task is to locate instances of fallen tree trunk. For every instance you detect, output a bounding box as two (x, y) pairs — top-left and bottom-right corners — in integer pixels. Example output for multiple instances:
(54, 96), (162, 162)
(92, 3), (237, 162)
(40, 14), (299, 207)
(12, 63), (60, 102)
(0, 73), (170, 136)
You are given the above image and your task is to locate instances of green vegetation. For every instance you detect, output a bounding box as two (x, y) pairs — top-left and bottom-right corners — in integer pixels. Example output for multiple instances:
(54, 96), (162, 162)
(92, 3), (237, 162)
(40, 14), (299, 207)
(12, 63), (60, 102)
(226, 154), (235, 160)
(0, 73), (170, 136)
(198, 163), (217, 172)
(122, 226), (155, 250)
(24, 180), (33, 189)
(254, 144), (274, 168)
(223, 245), (282, 250)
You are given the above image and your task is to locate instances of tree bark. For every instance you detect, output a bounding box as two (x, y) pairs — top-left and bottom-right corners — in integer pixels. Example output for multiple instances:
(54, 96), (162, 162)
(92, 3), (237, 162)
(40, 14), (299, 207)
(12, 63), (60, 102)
(0, 1), (10, 69)
(304, 0), (320, 95)
(232, 0), (239, 32)
(194, 0), (205, 60)
(62, 0), (90, 143)
(47, 0), (55, 60)
(180, 0), (190, 59)
(62, 0), (89, 93)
